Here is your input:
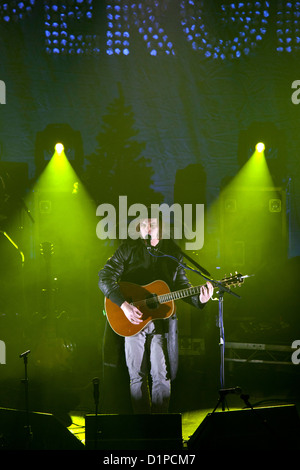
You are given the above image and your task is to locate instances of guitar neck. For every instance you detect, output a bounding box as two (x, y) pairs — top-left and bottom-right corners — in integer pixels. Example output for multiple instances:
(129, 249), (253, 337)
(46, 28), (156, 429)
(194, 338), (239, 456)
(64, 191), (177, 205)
(158, 284), (203, 304)
(157, 273), (244, 304)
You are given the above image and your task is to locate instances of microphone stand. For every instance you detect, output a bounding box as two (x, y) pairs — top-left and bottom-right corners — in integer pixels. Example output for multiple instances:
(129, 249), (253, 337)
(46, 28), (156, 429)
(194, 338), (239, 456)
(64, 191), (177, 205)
(146, 240), (241, 396)
(19, 350), (32, 448)
(175, 245), (240, 393)
(212, 387), (242, 414)
(92, 377), (100, 449)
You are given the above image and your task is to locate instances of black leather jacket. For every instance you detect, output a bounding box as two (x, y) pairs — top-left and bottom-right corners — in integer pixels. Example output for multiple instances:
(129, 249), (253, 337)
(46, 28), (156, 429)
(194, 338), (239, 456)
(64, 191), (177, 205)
(98, 237), (204, 310)
(98, 237), (205, 380)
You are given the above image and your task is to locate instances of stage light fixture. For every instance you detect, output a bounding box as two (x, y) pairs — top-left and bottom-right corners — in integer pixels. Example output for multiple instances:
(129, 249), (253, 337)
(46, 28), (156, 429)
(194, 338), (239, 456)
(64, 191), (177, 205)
(55, 143), (64, 154)
(34, 124), (84, 176)
(238, 123), (286, 186)
(255, 142), (265, 152)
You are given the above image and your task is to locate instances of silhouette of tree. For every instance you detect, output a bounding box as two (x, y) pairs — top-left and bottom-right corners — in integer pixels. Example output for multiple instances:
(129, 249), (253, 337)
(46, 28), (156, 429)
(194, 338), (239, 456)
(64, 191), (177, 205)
(84, 83), (161, 208)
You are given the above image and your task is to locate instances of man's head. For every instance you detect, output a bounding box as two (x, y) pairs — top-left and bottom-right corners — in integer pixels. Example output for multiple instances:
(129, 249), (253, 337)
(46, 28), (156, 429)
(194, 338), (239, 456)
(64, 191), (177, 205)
(139, 218), (160, 241)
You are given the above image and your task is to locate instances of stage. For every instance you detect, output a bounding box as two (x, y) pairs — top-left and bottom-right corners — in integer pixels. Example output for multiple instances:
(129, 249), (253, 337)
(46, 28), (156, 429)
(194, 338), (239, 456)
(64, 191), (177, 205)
(1, 0), (300, 454)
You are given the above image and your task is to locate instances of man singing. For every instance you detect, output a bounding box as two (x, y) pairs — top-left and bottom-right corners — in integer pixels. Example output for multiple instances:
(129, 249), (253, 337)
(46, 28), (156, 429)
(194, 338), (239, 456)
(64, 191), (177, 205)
(98, 215), (213, 414)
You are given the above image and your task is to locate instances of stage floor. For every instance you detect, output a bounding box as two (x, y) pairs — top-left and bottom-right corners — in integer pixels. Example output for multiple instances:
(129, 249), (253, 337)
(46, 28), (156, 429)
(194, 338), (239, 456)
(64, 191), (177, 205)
(68, 407), (216, 446)
(67, 396), (300, 448)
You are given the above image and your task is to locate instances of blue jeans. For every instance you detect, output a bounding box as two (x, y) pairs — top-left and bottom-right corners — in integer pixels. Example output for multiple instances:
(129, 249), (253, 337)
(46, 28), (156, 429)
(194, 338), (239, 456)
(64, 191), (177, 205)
(124, 322), (171, 414)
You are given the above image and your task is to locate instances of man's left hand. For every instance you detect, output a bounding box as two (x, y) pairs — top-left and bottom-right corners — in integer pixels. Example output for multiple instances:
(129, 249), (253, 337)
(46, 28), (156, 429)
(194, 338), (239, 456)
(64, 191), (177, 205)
(199, 281), (214, 304)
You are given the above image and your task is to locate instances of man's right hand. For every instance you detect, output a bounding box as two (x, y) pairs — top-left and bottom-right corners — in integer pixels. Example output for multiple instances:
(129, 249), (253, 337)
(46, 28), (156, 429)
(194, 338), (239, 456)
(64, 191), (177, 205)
(121, 301), (144, 325)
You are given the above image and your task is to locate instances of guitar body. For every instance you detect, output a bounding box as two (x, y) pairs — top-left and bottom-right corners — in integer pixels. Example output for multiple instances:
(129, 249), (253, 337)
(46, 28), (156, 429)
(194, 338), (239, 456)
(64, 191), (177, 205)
(104, 273), (244, 337)
(105, 280), (175, 337)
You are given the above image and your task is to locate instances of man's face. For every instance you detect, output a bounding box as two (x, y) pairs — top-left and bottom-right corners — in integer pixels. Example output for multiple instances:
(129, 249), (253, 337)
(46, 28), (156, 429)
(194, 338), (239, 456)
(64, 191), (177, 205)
(139, 218), (159, 240)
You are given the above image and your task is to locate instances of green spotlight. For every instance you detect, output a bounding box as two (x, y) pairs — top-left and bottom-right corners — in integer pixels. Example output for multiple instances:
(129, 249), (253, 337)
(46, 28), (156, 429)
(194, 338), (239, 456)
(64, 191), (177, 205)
(209, 141), (280, 275)
(29, 137), (98, 287)
(255, 142), (265, 153)
(55, 142), (64, 154)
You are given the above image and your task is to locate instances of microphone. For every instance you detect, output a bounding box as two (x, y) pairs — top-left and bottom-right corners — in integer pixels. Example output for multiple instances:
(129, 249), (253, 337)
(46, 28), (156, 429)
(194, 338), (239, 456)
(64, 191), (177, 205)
(145, 234), (152, 250)
(19, 350), (31, 358)
(92, 377), (99, 405)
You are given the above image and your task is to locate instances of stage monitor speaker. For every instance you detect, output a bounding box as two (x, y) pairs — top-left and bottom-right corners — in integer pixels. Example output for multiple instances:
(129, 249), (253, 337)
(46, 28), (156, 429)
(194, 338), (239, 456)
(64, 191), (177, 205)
(0, 408), (84, 450)
(85, 413), (183, 450)
(188, 404), (300, 450)
(219, 186), (287, 273)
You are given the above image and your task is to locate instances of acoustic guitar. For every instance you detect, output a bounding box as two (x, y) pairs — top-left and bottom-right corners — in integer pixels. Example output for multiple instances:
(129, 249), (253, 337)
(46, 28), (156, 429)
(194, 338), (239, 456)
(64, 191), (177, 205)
(105, 274), (244, 337)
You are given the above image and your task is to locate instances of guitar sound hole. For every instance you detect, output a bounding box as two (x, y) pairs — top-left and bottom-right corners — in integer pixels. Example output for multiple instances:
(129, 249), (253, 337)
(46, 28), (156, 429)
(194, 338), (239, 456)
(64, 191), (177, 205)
(145, 294), (159, 309)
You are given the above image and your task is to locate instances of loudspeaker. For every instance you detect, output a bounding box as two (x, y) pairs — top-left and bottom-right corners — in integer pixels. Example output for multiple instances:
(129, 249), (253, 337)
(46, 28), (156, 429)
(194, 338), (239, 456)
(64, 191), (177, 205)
(219, 186), (287, 273)
(85, 413), (183, 450)
(188, 405), (300, 450)
(0, 408), (84, 450)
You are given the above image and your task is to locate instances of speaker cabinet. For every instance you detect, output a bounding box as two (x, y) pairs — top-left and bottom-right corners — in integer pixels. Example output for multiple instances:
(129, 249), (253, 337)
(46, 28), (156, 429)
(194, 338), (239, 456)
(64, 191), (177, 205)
(85, 413), (183, 450)
(0, 408), (84, 450)
(219, 187), (287, 273)
(188, 405), (300, 450)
